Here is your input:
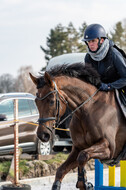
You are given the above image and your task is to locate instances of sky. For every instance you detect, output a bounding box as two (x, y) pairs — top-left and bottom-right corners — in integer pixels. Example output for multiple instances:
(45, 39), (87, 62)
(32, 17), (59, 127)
(1, 0), (126, 77)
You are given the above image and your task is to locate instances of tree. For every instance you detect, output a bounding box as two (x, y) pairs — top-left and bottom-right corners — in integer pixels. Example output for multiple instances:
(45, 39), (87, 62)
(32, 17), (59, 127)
(41, 23), (68, 62)
(40, 22), (87, 65)
(78, 22), (87, 52)
(122, 19), (126, 52)
(0, 74), (16, 93)
(109, 21), (124, 48)
(65, 22), (80, 53)
(15, 66), (36, 95)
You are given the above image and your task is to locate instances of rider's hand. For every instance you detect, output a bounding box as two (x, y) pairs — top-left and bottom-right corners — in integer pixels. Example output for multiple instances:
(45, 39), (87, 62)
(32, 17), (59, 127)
(99, 83), (113, 91)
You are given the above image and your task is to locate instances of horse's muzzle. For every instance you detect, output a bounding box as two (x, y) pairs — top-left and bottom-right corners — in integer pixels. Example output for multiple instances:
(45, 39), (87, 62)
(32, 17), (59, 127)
(37, 128), (50, 142)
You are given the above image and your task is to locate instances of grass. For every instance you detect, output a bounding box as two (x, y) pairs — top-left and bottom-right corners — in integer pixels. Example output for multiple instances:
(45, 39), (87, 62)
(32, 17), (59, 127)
(0, 161), (11, 174)
(19, 160), (31, 175)
(45, 152), (69, 164)
(0, 160), (30, 178)
(0, 153), (69, 177)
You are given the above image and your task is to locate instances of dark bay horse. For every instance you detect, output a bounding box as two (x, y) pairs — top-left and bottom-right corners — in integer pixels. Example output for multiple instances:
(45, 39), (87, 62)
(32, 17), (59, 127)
(30, 63), (126, 190)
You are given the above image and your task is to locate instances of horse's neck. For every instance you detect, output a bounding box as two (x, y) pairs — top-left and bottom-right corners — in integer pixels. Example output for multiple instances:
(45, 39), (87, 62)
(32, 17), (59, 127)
(56, 76), (116, 112)
(57, 77), (96, 111)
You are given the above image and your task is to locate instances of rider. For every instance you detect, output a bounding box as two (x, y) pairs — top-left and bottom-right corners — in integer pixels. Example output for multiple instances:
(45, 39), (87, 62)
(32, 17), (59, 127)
(82, 24), (126, 92)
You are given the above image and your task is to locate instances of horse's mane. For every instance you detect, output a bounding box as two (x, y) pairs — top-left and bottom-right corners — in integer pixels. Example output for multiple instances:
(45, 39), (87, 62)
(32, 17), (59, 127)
(37, 63), (101, 89)
(49, 63), (101, 87)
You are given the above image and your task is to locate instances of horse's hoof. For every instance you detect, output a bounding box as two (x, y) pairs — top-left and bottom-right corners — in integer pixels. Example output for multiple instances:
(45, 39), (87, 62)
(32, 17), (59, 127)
(76, 181), (94, 190)
(52, 180), (61, 190)
(85, 182), (94, 190)
(76, 181), (84, 188)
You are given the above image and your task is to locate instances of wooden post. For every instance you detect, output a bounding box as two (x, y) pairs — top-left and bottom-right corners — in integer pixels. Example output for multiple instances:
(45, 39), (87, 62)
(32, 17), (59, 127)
(14, 99), (19, 185)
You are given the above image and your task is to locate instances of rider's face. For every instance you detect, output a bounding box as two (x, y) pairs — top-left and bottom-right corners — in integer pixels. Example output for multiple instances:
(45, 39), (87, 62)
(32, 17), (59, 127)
(87, 38), (104, 52)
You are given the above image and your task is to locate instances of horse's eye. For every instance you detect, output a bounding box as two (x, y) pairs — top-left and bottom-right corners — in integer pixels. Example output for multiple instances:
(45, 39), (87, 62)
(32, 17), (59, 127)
(50, 100), (54, 106)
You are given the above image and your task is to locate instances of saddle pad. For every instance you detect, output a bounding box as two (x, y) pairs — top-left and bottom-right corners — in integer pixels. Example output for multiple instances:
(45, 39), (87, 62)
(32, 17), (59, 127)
(115, 89), (126, 118)
(119, 90), (126, 106)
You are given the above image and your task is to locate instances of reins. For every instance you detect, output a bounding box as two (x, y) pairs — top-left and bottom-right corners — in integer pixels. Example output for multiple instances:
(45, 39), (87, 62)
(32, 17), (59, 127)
(57, 88), (99, 127)
(36, 80), (99, 132)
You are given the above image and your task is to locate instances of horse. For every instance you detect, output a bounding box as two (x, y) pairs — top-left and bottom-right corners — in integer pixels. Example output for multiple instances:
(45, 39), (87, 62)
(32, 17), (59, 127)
(30, 63), (126, 190)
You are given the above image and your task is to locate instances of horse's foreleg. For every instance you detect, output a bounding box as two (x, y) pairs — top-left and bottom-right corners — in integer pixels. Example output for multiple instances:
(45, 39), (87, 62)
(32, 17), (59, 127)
(78, 138), (110, 165)
(76, 138), (110, 190)
(52, 146), (79, 190)
(76, 167), (94, 190)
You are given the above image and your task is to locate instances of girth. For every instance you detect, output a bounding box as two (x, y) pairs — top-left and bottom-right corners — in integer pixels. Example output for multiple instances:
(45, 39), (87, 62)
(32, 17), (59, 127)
(100, 143), (126, 166)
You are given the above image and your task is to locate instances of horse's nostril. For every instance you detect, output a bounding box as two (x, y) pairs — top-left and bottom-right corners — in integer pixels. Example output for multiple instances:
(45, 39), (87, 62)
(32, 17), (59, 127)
(43, 133), (50, 141)
(38, 132), (50, 142)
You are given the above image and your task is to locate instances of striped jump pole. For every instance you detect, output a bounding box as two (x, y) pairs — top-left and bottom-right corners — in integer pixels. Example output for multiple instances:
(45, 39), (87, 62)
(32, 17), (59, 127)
(95, 159), (126, 190)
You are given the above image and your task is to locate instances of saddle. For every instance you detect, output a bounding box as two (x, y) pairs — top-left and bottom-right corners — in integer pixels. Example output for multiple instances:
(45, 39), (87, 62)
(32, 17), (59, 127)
(115, 87), (126, 118)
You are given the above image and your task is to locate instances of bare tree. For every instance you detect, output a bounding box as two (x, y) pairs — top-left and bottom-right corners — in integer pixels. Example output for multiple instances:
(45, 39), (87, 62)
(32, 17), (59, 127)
(0, 74), (16, 93)
(15, 66), (36, 95)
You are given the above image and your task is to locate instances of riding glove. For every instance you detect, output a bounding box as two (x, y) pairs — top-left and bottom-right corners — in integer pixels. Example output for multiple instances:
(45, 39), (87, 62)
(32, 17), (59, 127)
(99, 83), (113, 91)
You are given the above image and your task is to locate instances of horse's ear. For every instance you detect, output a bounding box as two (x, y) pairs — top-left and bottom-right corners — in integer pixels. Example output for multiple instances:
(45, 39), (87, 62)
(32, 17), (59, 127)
(29, 72), (38, 86)
(44, 72), (54, 87)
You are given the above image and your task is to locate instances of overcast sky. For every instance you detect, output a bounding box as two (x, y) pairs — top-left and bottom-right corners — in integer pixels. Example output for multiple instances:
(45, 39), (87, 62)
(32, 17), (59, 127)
(1, 0), (126, 77)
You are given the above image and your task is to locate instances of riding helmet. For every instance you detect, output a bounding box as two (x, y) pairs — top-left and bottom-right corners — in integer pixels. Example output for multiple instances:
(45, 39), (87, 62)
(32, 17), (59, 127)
(82, 24), (107, 41)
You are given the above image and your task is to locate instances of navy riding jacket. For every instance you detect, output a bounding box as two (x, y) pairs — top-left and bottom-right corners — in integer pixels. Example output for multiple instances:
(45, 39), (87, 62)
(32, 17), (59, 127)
(85, 41), (126, 89)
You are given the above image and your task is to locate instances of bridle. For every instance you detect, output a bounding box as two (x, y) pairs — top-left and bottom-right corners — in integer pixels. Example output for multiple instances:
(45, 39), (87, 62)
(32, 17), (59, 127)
(36, 80), (67, 133)
(36, 80), (99, 133)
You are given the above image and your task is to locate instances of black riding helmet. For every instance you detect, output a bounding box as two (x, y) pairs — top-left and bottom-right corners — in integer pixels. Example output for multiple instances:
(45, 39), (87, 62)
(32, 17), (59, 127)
(82, 24), (107, 42)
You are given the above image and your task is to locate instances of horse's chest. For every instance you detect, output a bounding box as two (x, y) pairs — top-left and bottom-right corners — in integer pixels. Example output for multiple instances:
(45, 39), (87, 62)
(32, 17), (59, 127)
(70, 116), (95, 149)
(71, 126), (96, 149)
(71, 130), (89, 149)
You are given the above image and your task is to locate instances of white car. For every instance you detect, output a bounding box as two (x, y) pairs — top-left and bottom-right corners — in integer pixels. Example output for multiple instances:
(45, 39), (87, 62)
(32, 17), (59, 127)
(46, 52), (86, 71)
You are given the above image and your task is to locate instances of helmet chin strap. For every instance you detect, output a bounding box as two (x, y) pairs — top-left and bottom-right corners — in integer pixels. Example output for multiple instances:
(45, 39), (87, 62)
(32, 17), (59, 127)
(97, 38), (102, 50)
